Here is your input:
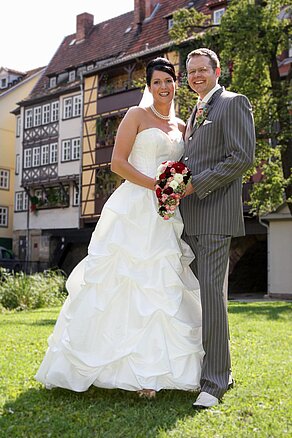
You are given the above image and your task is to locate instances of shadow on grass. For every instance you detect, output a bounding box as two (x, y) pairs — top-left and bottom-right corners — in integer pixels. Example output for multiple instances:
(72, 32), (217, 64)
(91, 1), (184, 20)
(0, 386), (201, 437)
(0, 319), (56, 327)
(228, 302), (292, 320)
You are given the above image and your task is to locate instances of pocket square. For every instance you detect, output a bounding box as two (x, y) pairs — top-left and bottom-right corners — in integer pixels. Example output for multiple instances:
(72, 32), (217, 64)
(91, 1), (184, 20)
(203, 119), (212, 126)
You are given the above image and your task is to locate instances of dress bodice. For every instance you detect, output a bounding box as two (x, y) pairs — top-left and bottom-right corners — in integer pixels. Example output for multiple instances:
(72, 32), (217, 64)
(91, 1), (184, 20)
(128, 128), (184, 177)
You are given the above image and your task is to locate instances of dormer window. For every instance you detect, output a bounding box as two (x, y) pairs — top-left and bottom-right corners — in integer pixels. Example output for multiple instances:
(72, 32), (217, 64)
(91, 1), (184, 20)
(213, 8), (225, 25)
(69, 70), (76, 82)
(168, 17), (174, 29)
(49, 77), (57, 88)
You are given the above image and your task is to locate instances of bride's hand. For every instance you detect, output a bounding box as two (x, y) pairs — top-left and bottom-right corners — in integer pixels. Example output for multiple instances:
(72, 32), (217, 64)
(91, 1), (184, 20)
(151, 178), (158, 191)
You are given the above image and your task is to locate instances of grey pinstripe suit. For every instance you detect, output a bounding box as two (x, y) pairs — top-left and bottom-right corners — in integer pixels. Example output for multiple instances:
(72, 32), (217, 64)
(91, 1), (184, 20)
(180, 86), (255, 398)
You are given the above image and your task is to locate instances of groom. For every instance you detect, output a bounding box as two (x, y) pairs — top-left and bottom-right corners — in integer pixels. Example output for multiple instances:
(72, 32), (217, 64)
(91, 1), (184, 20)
(180, 48), (255, 408)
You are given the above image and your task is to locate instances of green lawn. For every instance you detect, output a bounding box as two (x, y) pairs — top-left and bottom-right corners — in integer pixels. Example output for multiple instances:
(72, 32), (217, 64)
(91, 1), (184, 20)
(0, 302), (291, 438)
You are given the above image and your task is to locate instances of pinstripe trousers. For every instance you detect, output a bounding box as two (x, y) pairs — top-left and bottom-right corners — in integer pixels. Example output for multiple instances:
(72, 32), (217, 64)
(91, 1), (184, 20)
(182, 233), (231, 399)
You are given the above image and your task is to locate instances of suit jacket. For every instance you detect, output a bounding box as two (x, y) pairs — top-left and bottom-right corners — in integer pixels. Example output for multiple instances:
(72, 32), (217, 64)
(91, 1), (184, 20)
(180, 87), (256, 237)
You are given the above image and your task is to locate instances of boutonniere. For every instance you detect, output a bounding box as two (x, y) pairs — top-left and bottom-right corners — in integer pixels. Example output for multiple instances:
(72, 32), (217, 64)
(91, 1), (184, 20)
(194, 103), (208, 128)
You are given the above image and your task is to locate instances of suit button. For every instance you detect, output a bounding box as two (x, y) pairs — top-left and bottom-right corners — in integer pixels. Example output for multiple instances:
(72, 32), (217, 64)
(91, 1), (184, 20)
(189, 136), (192, 140)
(184, 157), (189, 161)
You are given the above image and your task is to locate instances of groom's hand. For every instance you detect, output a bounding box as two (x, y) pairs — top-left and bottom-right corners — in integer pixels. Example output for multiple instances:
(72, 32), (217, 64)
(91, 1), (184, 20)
(183, 183), (195, 197)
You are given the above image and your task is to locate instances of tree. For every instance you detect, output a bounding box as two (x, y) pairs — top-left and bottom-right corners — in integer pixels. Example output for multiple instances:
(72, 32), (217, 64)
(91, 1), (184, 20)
(170, 0), (292, 215)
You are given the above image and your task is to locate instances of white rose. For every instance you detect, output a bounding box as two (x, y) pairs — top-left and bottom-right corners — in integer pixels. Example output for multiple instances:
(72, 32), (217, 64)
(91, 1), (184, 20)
(169, 180), (179, 190)
(174, 173), (184, 183)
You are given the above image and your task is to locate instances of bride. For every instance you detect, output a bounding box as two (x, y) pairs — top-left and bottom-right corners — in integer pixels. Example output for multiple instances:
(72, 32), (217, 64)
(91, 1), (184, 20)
(35, 57), (204, 398)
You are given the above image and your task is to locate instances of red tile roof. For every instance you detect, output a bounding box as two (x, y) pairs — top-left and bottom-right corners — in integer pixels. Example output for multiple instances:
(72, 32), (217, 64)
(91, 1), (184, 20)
(29, 0), (210, 100)
(126, 0), (209, 55)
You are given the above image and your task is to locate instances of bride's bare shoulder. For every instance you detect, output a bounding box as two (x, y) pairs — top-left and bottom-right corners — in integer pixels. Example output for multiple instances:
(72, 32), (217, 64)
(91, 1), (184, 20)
(124, 106), (149, 123)
(127, 106), (147, 117)
(176, 117), (186, 135)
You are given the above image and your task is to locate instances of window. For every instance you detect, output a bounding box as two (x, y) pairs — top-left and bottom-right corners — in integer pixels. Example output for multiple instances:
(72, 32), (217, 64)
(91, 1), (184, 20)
(63, 95), (82, 119)
(62, 140), (71, 161)
(51, 101), (59, 122)
(35, 189), (42, 199)
(15, 154), (20, 175)
(0, 207), (8, 227)
(15, 192), (22, 211)
(16, 116), (21, 137)
(34, 106), (42, 126)
(24, 149), (32, 168)
(61, 138), (81, 162)
(41, 145), (49, 165)
(15, 191), (28, 211)
(0, 169), (9, 189)
(32, 147), (41, 167)
(213, 8), (225, 24)
(25, 109), (33, 128)
(50, 143), (58, 163)
(72, 138), (81, 160)
(73, 95), (82, 117)
(167, 17), (174, 29)
(23, 192), (28, 210)
(1, 78), (7, 88)
(42, 104), (50, 124)
(63, 98), (72, 119)
(49, 77), (56, 88)
(69, 70), (76, 82)
(73, 185), (80, 206)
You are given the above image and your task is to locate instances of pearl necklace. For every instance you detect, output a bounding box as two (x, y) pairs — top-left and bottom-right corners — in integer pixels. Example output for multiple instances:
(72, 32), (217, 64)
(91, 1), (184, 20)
(150, 104), (171, 121)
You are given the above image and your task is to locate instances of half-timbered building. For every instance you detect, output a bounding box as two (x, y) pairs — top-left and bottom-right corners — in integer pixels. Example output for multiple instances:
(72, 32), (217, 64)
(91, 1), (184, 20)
(0, 66), (44, 252)
(14, 0), (221, 273)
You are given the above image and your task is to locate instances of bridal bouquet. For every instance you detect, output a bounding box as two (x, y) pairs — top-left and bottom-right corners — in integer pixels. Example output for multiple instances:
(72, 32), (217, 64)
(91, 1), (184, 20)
(155, 161), (192, 220)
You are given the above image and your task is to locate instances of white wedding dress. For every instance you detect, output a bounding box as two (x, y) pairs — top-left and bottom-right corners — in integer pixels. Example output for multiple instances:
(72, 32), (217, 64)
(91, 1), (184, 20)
(35, 128), (204, 392)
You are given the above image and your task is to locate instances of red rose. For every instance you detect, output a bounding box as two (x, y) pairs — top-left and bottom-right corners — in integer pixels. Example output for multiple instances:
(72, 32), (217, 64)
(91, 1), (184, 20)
(164, 187), (173, 195)
(156, 187), (162, 198)
(159, 172), (166, 180)
(172, 162), (186, 172)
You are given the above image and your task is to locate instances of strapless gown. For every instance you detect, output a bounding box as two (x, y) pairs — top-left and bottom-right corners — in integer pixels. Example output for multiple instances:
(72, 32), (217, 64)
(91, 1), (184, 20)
(35, 128), (204, 392)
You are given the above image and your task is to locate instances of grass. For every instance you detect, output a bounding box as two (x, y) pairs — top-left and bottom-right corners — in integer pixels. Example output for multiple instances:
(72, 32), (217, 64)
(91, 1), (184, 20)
(0, 301), (291, 437)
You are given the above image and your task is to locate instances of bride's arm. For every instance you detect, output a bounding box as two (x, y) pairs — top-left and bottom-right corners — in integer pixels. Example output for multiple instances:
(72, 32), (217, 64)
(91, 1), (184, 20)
(111, 107), (156, 191)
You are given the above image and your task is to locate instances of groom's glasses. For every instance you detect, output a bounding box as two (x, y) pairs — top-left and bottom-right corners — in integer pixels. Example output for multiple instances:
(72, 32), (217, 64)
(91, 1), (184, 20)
(187, 67), (212, 76)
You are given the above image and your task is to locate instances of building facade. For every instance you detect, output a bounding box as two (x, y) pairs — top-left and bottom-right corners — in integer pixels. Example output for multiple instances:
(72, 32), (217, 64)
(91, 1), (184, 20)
(0, 67), (44, 250)
(14, 0), (217, 273)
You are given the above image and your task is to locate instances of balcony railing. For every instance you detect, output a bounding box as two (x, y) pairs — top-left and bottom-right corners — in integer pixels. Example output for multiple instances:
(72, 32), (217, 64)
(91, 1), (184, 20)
(98, 80), (136, 98)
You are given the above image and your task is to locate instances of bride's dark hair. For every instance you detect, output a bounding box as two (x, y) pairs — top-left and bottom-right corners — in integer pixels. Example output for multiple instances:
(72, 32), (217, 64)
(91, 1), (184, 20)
(146, 57), (176, 86)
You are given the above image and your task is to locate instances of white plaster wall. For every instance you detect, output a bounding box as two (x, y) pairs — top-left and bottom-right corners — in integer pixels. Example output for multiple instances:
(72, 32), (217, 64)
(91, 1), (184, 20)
(13, 184), (79, 231)
(13, 211), (28, 230)
(269, 220), (292, 295)
(14, 206), (79, 230)
(58, 93), (82, 178)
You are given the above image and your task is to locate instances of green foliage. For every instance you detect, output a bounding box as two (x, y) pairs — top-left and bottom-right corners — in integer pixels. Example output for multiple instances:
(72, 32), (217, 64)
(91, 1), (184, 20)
(0, 269), (67, 311)
(0, 302), (291, 436)
(170, 7), (216, 45)
(219, 0), (292, 215)
(171, 0), (292, 215)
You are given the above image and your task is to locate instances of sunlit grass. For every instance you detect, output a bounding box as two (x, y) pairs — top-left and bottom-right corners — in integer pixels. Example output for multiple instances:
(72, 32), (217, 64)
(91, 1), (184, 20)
(0, 302), (291, 437)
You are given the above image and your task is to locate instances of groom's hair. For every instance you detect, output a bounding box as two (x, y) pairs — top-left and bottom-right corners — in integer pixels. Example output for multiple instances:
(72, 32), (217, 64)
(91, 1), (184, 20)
(146, 57), (176, 86)
(186, 48), (220, 71)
